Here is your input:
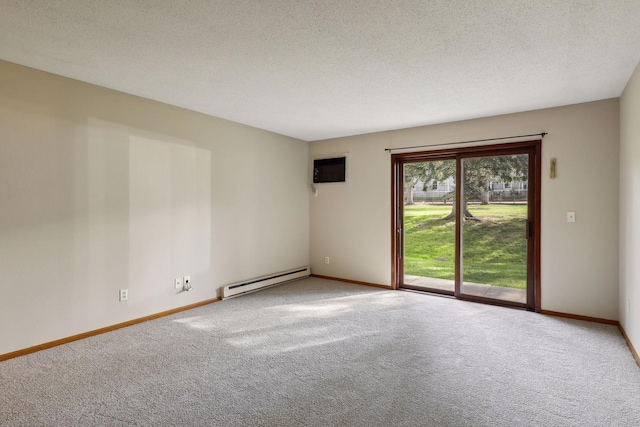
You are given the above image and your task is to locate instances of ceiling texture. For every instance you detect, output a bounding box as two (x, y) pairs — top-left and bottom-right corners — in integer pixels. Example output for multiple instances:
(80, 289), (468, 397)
(1, 1), (640, 141)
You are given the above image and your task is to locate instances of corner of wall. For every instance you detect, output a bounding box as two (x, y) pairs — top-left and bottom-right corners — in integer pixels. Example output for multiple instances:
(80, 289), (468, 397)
(619, 59), (640, 356)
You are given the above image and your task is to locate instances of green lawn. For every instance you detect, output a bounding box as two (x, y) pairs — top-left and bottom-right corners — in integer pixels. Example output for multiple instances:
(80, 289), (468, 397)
(404, 204), (527, 289)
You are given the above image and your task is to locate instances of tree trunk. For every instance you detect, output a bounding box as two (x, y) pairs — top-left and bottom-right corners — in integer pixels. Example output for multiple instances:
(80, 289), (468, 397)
(443, 199), (478, 221)
(404, 182), (415, 205)
(481, 191), (490, 205)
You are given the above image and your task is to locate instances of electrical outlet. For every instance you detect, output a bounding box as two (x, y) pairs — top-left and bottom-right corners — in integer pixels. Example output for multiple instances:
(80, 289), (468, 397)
(119, 289), (128, 302)
(325, 256), (330, 264)
(175, 277), (183, 289)
(183, 276), (191, 291)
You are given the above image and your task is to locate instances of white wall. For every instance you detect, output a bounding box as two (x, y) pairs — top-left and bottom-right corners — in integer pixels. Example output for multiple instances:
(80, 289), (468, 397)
(310, 99), (620, 320)
(620, 60), (640, 353)
(0, 61), (309, 355)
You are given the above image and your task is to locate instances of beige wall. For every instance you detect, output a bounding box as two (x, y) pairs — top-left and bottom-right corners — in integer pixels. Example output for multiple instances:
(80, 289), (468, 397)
(0, 61), (309, 355)
(310, 99), (620, 320)
(620, 60), (640, 353)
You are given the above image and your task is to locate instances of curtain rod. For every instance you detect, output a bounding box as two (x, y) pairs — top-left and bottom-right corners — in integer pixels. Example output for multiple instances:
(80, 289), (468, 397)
(384, 132), (547, 152)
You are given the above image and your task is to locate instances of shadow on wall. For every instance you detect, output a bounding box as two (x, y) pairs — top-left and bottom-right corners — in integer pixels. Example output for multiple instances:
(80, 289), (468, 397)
(83, 118), (213, 309)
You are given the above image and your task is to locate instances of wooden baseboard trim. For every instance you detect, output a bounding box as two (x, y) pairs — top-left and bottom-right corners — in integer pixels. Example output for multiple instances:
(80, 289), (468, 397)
(540, 310), (618, 325)
(310, 274), (392, 290)
(516, 310), (640, 368)
(618, 324), (640, 368)
(0, 297), (221, 362)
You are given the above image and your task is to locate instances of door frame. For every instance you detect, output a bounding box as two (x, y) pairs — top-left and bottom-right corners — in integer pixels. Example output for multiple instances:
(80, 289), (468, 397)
(391, 140), (541, 312)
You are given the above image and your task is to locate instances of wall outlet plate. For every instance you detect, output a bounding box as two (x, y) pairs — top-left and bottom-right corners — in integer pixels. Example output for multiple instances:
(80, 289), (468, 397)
(175, 278), (183, 289)
(567, 212), (576, 223)
(119, 289), (128, 302)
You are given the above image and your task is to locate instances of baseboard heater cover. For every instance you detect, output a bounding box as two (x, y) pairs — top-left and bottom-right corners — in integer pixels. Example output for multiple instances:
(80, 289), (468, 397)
(221, 266), (310, 299)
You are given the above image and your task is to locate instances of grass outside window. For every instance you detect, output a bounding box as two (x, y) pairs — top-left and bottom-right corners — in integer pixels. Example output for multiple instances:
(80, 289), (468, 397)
(404, 204), (527, 289)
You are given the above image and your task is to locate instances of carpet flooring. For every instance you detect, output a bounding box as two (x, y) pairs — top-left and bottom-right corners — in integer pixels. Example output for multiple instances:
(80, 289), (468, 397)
(1, 277), (639, 426)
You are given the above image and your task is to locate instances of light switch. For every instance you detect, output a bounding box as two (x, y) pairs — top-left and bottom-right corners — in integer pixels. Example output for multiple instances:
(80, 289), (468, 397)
(567, 212), (576, 223)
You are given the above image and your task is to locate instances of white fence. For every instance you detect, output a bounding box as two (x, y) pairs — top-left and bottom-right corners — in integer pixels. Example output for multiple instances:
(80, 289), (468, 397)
(411, 189), (528, 203)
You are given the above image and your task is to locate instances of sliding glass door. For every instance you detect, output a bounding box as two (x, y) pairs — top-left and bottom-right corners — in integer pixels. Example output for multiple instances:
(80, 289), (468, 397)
(392, 141), (540, 311)
(460, 153), (530, 304)
(402, 159), (456, 294)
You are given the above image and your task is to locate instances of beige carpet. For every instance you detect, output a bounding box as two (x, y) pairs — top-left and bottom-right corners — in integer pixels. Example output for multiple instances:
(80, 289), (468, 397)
(1, 277), (639, 426)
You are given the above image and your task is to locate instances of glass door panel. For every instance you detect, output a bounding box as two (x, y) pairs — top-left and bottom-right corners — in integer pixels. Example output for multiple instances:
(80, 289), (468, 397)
(402, 160), (456, 294)
(460, 154), (529, 304)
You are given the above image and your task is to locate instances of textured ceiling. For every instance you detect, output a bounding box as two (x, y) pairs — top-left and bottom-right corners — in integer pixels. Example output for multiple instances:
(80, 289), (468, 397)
(1, 1), (640, 141)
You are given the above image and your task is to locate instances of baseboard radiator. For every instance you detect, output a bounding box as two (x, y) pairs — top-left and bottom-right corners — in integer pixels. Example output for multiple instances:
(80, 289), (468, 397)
(221, 266), (310, 299)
